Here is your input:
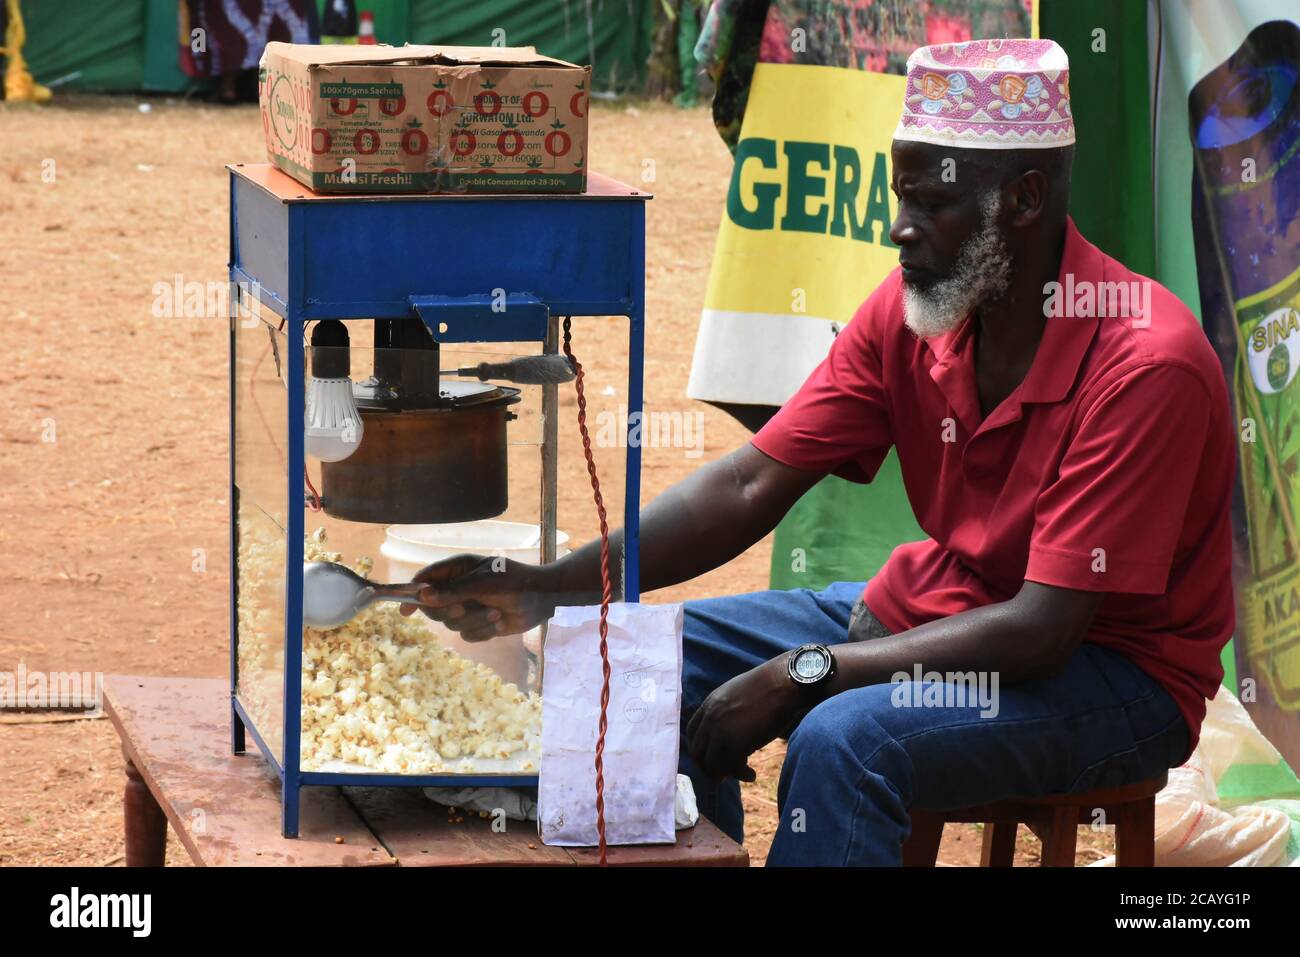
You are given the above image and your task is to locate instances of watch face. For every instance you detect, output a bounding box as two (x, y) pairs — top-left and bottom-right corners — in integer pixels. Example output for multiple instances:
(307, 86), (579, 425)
(793, 648), (828, 681)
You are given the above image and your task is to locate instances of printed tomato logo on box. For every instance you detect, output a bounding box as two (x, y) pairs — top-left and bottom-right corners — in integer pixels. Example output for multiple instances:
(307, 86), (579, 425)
(434, 75), (587, 179)
(400, 117), (430, 156)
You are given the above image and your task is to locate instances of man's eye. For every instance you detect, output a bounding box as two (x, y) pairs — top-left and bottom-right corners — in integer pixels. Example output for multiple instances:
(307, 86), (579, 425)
(898, 193), (940, 215)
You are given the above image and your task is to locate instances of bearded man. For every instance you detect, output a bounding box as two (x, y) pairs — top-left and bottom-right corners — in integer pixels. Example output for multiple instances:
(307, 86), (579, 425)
(403, 39), (1236, 866)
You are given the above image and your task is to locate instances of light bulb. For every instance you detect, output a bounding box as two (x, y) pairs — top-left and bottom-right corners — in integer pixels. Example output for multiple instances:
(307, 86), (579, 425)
(306, 376), (364, 462)
(306, 319), (362, 462)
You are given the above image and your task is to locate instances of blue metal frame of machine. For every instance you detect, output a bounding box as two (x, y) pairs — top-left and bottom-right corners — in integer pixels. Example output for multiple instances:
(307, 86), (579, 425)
(227, 165), (650, 837)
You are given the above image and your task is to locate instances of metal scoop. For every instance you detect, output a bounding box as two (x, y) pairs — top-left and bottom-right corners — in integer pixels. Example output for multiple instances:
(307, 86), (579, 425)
(302, 561), (430, 629)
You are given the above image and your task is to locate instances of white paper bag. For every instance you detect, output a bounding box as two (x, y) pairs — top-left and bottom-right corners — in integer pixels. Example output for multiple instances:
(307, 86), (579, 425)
(538, 601), (684, 846)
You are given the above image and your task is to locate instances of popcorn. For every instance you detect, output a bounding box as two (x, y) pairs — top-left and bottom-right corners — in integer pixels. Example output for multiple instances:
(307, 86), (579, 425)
(237, 514), (541, 775)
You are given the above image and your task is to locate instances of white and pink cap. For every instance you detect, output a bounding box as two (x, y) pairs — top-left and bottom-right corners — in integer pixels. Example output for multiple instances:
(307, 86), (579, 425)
(893, 38), (1075, 150)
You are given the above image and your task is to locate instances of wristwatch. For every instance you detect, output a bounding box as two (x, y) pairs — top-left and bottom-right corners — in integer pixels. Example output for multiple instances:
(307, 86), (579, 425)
(787, 643), (836, 690)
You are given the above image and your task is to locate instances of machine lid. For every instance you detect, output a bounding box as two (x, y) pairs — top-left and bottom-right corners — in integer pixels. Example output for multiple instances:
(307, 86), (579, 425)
(439, 379), (501, 401)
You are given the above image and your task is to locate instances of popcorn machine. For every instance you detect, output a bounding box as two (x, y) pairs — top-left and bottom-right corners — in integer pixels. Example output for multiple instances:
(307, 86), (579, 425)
(227, 163), (649, 837)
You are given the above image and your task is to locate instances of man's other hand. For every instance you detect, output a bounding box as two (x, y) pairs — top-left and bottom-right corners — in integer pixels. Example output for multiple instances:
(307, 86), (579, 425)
(686, 655), (803, 782)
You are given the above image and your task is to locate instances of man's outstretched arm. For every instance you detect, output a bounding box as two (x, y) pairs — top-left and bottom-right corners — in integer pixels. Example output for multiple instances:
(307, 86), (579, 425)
(404, 443), (826, 640)
(549, 442), (825, 603)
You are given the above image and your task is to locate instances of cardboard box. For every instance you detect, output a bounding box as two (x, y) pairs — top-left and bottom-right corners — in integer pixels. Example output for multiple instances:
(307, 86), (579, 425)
(258, 43), (590, 194)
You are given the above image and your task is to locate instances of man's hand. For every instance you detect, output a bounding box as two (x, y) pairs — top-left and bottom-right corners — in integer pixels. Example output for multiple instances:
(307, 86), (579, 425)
(399, 554), (559, 642)
(686, 655), (804, 782)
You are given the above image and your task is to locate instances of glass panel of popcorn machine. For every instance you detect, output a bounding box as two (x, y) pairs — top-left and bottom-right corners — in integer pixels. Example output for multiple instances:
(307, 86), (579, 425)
(300, 334), (543, 777)
(233, 313), (290, 764)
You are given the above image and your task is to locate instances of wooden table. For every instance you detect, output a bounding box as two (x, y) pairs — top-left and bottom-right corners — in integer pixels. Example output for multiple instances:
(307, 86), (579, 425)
(104, 675), (748, 867)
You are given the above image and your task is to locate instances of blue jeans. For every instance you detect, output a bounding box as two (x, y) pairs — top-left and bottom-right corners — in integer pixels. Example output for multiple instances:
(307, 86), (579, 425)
(679, 581), (1189, 866)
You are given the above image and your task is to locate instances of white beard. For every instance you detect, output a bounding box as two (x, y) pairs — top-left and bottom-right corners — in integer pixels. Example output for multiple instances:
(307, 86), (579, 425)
(902, 192), (1014, 339)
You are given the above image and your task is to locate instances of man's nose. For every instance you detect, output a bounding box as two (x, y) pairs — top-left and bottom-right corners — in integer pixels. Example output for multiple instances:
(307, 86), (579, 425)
(889, 210), (920, 247)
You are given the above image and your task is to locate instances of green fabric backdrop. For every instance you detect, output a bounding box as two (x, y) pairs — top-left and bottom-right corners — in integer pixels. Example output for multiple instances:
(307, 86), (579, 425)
(408, 0), (653, 92)
(769, 454), (924, 592)
(1040, 0), (1156, 277)
(21, 0), (147, 91)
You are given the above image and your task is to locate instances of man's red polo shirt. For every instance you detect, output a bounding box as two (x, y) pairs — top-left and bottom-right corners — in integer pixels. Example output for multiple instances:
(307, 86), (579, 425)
(752, 217), (1235, 762)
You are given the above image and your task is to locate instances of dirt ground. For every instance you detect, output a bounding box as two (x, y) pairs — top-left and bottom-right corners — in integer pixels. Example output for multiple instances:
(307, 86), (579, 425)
(0, 93), (1114, 867)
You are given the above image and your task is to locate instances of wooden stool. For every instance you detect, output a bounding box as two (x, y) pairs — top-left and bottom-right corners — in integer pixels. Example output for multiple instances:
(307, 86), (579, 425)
(901, 772), (1168, 867)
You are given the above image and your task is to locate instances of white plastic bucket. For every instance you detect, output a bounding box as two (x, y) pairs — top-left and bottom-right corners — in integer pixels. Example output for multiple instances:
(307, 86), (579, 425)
(382, 521), (570, 578)
(381, 521), (570, 688)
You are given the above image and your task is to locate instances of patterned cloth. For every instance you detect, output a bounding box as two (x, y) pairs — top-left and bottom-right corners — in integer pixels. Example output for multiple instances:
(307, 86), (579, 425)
(694, 0), (768, 151)
(893, 37), (1073, 149)
(694, 0), (1034, 150)
(184, 0), (315, 77)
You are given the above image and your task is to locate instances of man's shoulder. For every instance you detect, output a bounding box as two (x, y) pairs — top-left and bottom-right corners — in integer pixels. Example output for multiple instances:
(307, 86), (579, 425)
(1080, 252), (1226, 407)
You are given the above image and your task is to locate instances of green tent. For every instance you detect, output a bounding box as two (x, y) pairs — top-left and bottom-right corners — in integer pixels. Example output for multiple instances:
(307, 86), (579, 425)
(9, 0), (653, 95)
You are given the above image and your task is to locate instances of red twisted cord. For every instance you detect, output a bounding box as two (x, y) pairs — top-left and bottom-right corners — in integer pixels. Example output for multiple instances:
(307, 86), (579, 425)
(304, 467), (323, 512)
(561, 317), (614, 866)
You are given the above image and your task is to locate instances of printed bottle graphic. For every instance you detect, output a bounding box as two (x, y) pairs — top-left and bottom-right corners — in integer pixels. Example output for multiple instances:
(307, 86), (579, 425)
(1191, 20), (1300, 732)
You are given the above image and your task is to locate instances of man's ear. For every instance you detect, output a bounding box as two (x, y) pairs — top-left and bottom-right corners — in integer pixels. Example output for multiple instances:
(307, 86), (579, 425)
(1007, 169), (1048, 228)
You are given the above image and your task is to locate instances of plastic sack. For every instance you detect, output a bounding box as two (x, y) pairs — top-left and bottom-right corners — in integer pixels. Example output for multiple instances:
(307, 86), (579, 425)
(423, 773), (701, 828)
(1090, 685), (1300, 866)
(423, 786), (537, 822)
(538, 602), (684, 846)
